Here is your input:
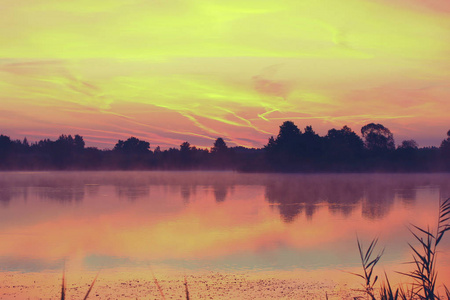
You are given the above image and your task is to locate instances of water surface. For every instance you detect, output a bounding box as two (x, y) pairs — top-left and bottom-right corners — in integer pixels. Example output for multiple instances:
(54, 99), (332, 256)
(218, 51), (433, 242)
(0, 171), (449, 285)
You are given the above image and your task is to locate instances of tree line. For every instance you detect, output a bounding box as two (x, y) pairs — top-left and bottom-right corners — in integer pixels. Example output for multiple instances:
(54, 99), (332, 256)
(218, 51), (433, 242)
(0, 121), (449, 172)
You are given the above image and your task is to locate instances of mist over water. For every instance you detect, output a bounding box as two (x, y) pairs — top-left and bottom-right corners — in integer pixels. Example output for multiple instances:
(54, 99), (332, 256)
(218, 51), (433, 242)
(0, 171), (449, 283)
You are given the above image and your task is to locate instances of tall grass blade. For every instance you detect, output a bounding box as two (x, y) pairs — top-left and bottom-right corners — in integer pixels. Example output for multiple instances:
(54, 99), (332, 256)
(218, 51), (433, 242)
(411, 224), (434, 238)
(61, 265), (66, 300)
(437, 198), (450, 246)
(379, 272), (399, 300)
(83, 271), (99, 300)
(444, 284), (450, 299)
(184, 275), (190, 300)
(151, 270), (166, 300)
(353, 237), (384, 300)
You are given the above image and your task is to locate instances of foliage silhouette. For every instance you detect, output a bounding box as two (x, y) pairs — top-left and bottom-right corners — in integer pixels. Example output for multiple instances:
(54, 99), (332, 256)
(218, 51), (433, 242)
(0, 122), (449, 172)
(361, 123), (395, 152)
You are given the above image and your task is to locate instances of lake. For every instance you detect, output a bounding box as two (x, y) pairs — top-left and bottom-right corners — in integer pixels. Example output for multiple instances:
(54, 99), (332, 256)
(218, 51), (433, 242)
(0, 171), (449, 298)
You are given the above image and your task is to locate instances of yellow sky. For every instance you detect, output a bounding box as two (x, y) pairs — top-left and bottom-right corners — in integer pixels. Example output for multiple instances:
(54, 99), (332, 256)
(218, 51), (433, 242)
(1, 0), (449, 148)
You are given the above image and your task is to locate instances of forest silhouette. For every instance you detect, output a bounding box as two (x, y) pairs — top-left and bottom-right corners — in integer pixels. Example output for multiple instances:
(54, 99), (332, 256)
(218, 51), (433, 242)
(0, 121), (449, 172)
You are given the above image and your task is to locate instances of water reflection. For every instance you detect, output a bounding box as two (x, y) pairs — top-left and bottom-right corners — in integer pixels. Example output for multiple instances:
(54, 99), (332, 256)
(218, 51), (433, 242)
(0, 188), (20, 206)
(0, 171), (449, 279)
(263, 175), (422, 221)
(0, 172), (449, 221)
(85, 184), (100, 197)
(213, 184), (228, 203)
(180, 184), (193, 203)
(115, 185), (150, 201)
(35, 187), (85, 203)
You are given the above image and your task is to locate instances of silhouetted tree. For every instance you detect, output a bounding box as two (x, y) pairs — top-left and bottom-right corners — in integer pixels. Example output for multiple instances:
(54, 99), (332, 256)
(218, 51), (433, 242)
(399, 140), (418, 150)
(150, 146), (162, 168)
(276, 121), (301, 147)
(299, 125), (323, 167)
(211, 138), (228, 153)
(211, 138), (234, 168)
(180, 141), (191, 152)
(74, 134), (85, 151)
(361, 123), (395, 152)
(114, 137), (150, 153)
(394, 140), (420, 171)
(265, 121), (303, 170)
(440, 130), (450, 169)
(325, 125), (364, 169)
(0, 135), (13, 168)
(50, 134), (81, 169)
(22, 137), (29, 148)
(0, 135), (12, 152)
(266, 136), (276, 150)
(440, 130), (450, 152)
(179, 141), (192, 167)
(112, 137), (151, 169)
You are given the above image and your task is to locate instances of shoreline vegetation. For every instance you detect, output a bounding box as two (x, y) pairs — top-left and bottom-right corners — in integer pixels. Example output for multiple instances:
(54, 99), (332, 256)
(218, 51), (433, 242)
(0, 121), (449, 172)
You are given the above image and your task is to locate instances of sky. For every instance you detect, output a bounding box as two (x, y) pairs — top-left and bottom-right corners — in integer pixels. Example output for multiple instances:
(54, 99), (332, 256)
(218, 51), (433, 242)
(1, 0), (449, 149)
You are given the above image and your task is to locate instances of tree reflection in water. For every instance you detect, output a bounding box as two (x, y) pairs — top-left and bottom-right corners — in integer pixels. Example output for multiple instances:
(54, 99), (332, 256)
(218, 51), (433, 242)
(0, 172), (449, 222)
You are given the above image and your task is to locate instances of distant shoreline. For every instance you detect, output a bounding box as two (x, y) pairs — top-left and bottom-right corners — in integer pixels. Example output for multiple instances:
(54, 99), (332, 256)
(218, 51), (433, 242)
(1, 121), (449, 172)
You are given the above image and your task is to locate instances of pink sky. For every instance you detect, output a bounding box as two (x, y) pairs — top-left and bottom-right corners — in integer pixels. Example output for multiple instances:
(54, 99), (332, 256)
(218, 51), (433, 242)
(1, 0), (449, 149)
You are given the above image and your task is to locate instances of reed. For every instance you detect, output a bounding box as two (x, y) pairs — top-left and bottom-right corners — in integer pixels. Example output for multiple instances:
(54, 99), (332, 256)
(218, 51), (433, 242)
(60, 267), (66, 300)
(83, 272), (100, 300)
(444, 285), (450, 299)
(378, 272), (410, 300)
(151, 270), (166, 300)
(379, 272), (398, 300)
(353, 197), (450, 300)
(184, 275), (190, 300)
(400, 197), (450, 299)
(351, 237), (384, 300)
